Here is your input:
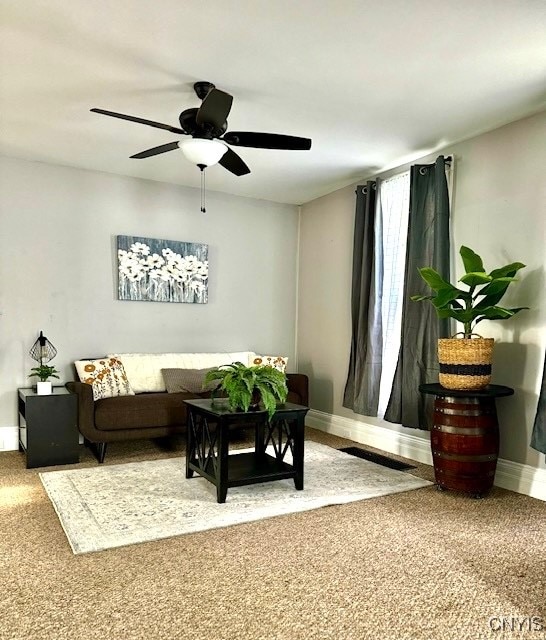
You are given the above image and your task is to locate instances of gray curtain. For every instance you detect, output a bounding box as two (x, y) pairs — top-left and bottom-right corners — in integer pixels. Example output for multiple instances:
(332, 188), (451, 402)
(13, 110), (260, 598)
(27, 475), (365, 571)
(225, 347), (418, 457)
(384, 155), (451, 429)
(343, 181), (383, 415)
(531, 350), (546, 455)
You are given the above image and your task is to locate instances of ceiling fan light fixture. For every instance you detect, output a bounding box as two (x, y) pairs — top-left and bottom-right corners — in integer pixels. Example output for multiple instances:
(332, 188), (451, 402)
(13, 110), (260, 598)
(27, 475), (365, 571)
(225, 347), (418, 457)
(180, 138), (227, 168)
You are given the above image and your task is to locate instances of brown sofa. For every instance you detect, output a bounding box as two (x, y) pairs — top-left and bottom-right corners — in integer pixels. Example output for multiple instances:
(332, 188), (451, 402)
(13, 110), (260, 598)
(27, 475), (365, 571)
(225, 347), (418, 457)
(66, 373), (308, 463)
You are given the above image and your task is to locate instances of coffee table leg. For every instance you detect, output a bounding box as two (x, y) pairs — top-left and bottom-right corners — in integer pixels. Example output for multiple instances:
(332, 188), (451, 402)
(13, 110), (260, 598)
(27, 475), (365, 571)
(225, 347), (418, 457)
(292, 416), (305, 490)
(216, 420), (229, 503)
(255, 418), (265, 459)
(185, 411), (195, 479)
(217, 484), (228, 503)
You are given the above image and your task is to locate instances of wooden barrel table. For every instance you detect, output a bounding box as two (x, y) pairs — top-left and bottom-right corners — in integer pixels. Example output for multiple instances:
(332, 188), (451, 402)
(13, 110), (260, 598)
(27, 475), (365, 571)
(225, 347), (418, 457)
(419, 383), (514, 498)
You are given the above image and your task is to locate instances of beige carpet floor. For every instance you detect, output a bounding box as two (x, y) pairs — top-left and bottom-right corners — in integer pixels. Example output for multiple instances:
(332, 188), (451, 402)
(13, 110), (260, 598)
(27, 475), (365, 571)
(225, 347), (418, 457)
(1, 427), (545, 640)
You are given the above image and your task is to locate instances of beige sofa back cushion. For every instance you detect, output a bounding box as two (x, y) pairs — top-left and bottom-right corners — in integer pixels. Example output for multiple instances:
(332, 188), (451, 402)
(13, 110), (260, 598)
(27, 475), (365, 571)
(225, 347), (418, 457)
(108, 352), (257, 394)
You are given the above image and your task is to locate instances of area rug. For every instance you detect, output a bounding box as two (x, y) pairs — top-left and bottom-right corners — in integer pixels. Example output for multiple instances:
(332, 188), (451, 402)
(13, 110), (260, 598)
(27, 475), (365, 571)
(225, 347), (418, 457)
(39, 441), (432, 554)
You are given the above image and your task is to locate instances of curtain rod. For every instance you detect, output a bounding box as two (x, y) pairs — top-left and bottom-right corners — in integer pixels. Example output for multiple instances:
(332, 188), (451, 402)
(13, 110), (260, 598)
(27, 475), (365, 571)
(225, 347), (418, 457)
(356, 154), (454, 191)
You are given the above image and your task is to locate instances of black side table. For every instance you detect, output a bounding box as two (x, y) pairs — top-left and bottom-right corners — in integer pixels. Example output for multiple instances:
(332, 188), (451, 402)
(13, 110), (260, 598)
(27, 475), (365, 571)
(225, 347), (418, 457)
(419, 383), (514, 497)
(184, 398), (308, 503)
(18, 387), (79, 468)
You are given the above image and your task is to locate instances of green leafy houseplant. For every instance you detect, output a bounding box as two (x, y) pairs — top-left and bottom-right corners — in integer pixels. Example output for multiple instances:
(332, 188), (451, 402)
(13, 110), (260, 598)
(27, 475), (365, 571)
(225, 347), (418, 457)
(29, 364), (60, 382)
(204, 362), (288, 418)
(411, 245), (528, 338)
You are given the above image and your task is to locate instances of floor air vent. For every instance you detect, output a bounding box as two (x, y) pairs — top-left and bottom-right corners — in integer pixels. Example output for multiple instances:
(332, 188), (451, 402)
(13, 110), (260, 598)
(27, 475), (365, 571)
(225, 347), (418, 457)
(339, 447), (416, 471)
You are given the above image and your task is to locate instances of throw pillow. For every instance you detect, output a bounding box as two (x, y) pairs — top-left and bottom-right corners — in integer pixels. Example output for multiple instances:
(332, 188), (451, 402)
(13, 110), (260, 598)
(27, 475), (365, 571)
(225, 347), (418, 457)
(161, 368), (218, 394)
(75, 357), (135, 401)
(251, 355), (288, 372)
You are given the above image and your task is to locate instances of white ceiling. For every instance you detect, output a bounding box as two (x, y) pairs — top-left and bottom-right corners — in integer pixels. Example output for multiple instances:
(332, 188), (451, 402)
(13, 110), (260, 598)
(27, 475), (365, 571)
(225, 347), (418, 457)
(1, 1), (545, 205)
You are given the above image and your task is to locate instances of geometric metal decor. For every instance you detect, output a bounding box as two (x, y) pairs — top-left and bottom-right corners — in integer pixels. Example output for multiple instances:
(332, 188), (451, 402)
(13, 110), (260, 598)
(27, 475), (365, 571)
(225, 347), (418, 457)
(29, 331), (57, 365)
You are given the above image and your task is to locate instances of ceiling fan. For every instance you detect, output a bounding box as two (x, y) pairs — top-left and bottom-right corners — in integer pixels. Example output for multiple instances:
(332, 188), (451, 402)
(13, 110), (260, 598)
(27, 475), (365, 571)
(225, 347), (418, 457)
(91, 81), (312, 177)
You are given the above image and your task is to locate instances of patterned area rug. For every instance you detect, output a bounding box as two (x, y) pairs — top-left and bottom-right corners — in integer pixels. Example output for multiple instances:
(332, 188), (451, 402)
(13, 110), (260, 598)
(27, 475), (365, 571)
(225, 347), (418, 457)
(40, 441), (431, 554)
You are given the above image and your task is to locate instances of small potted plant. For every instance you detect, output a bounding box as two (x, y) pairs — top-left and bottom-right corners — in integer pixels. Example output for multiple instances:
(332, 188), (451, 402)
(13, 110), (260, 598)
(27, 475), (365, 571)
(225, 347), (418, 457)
(204, 362), (288, 418)
(29, 364), (60, 395)
(412, 245), (528, 389)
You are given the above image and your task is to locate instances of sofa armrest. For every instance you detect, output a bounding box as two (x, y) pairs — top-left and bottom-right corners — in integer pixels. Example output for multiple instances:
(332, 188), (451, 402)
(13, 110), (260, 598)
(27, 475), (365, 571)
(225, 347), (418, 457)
(66, 381), (96, 439)
(286, 373), (309, 407)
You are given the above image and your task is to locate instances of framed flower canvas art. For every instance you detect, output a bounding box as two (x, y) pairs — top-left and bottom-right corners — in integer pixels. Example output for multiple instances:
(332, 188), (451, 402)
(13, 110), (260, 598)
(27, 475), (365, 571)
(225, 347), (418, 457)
(117, 235), (208, 303)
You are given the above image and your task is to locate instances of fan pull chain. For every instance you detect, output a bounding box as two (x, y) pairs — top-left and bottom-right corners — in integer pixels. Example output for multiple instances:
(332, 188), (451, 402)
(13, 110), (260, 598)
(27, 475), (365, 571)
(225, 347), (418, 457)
(198, 164), (206, 214)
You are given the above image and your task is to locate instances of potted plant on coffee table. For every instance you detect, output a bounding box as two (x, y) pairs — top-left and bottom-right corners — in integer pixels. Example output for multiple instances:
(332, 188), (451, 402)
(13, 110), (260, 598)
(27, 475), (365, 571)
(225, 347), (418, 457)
(411, 245), (528, 390)
(204, 362), (288, 418)
(29, 364), (60, 395)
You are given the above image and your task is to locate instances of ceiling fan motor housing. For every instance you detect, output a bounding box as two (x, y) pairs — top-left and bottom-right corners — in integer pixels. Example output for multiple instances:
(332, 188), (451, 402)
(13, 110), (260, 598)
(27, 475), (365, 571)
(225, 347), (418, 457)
(193, 81), (215, 100)
(179, 108), (227, 139)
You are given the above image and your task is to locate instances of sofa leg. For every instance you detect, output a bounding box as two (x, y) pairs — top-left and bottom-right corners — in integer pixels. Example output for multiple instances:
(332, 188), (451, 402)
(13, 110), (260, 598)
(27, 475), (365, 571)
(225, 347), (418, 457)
(87, 441), (107, 463)
(154, 435), (179, 451)
(96, 442), (107, 463)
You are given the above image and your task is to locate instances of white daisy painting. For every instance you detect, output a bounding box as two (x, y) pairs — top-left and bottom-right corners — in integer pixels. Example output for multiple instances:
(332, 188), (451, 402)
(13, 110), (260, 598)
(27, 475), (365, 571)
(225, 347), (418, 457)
(117, 235), (208, 303)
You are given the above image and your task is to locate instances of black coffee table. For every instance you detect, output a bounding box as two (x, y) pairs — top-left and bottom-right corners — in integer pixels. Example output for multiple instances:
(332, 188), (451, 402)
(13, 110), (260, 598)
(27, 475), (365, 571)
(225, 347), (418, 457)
(184, 398), (308, 503)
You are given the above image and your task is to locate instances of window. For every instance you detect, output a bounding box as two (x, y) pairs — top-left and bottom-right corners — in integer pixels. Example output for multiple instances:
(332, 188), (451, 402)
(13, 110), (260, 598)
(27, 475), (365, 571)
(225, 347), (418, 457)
(376, 172), (410, 417)
(344, 156), (452, 422)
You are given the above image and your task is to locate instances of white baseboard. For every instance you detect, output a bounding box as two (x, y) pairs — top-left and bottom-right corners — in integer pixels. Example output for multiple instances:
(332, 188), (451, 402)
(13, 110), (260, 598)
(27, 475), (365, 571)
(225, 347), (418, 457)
(0, 426), (19, 452)
(494, 458), (546, 502)
(306, 409), (433, 464)
(306, 409), (546, 502)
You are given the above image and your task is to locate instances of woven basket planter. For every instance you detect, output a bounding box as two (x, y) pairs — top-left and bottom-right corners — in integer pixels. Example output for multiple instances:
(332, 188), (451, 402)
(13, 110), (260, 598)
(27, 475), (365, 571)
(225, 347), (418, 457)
(438, 335), (494, 390)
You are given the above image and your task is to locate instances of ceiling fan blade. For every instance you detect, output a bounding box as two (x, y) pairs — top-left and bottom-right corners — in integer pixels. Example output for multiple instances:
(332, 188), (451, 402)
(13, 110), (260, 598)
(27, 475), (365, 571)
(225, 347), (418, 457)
(195, 89), (233, 129)
(91, 108), (186, 134)
(222, 131), (312, 150)
(130, 141), (180, 159)
(219, 147), (250, 176)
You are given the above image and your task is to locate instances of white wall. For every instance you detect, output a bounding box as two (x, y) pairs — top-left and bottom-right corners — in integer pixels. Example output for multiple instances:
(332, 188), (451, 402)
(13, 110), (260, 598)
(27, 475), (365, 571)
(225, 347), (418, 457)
(298, 111), (546, 469)
(0, 157), (299, 428)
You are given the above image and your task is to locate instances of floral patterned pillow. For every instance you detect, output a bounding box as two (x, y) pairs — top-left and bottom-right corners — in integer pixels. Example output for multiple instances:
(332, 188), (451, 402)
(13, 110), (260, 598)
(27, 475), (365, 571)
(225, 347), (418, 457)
(251, 355), (288, 372)
(74, 358), (134, 400)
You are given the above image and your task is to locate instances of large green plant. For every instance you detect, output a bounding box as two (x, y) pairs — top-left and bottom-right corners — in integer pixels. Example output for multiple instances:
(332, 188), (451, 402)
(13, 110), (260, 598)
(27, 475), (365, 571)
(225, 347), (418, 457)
(411, 245), (528, 338)
(204, 362), (288, 418)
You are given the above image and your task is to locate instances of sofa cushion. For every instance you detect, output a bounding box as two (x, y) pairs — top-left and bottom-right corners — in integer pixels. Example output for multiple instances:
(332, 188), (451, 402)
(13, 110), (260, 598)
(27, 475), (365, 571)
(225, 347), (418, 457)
(161, 368), (218, 394)
(94, 392), (193, 431)
(251, 354), (288, 372)
(110, 352), (257, 394)
(74, 357), (134, 400)
(286, 389), (302, 405)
